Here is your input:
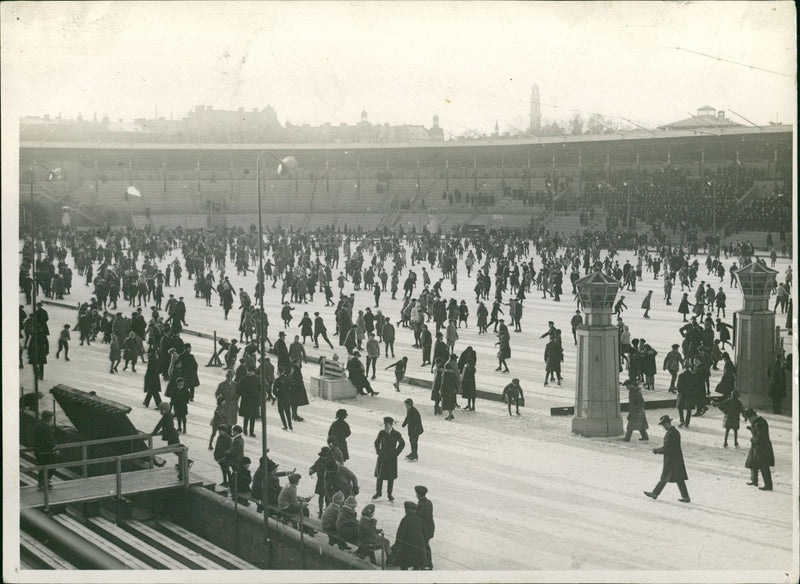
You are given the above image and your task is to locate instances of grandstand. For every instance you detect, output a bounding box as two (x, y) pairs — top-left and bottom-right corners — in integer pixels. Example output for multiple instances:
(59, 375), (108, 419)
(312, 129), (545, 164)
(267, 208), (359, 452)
(20, 125), (793, 246)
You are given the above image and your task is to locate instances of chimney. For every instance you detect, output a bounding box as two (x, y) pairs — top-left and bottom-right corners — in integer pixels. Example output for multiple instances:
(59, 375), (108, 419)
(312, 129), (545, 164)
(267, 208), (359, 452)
(717, 110), (725, 119)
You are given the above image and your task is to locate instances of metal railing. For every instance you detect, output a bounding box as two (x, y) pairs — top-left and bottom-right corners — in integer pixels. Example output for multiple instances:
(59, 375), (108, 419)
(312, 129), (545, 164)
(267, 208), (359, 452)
(21, 433), (154, 478)
(23, 443), (189, 522)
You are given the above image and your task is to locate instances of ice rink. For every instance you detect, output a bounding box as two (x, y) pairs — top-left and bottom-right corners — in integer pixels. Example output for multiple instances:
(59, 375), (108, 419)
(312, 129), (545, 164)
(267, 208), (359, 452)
(14, 238), (795, 574)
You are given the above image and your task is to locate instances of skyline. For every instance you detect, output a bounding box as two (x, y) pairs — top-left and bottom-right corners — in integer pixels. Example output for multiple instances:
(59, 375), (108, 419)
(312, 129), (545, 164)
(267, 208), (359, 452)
(2, 1), (797, 137)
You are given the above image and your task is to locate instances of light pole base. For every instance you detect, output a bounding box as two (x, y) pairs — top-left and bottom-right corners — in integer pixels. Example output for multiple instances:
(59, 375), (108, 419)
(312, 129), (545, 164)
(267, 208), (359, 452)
(571, 416), (624, 437)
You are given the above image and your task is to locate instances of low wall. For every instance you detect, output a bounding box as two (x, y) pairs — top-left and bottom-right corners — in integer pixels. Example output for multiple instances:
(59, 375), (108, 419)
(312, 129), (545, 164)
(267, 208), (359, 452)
(163, 485), (377, 570)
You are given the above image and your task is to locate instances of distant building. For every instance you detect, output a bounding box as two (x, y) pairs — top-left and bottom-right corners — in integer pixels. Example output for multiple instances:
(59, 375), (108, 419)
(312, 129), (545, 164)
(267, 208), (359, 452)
(658, 105), (743, 131)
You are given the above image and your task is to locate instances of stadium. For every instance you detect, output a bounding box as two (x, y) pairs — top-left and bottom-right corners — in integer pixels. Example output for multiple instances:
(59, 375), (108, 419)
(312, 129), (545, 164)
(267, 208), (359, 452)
(5, 2), (797, 582)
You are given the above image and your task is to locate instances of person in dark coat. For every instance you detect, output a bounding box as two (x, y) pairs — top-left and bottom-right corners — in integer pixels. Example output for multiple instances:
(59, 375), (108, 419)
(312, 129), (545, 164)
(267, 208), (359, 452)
(744, 409), (774, 490)
(273, 368), (293, 431)
(372, 417), (405, 501)
(714, 353), (736, 399)
(215, 369), (239, 426)
(392, 501), (427, 570)
(676, 363), (699, 427)
(170, 377), (191, 433)
(309, 446), (332, 517)
(414, 485), (435, 570)
(34, 410), (59, 489)
(402, 399), (423, 461)
(440, 366), (459, 421)
(176, 344), (200, 401)
(644, 415), (689, 502)
(27, 329), (49, 381)
(767, 355), (786, 414)
(622, 379), (649, 441)
(151, 402), (190, 480)
(718, 390), (744, 447)
(143, 349), (162, 408)
(347, 352), (378, 396)
(461, 361), (477, 411)
(430, 359), (444, 415)
(502, 378), (524, 416)
(336, 496), (359, 544)
(420, 324), (432, 366)
(237, 367), (261, 437)
(432, 333), (449, 372)
(356, 504), (390, 564)
(289, 363), (310, 422)
(328, 409), (351, 461)
(274, 331), (290, 373)
(385, 356), (408, 392)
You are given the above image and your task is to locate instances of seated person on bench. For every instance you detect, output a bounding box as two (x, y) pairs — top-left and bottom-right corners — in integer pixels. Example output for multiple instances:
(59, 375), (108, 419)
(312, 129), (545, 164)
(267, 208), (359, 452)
(336, 495), (359, 545)
(357, 503), (391, 563)
(278, 473), (310, 517)
(322, 491), (348, 549)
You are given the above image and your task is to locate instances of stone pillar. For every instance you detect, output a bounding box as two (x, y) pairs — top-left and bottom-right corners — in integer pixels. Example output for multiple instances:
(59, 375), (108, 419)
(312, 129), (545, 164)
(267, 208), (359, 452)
(733, 262), (778, 409)
(572, 272), (624, 437)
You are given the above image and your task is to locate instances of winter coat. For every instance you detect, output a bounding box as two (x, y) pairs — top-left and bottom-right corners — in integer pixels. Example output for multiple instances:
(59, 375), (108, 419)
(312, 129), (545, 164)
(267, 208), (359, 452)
(745, 416), (774, 469)
(144, 360), (162, 395)
(654, 426), (688, 482)
(440, 368), (459, 411)
(718, 396), (744, 430)
(714, 362), (736, 396)
(393, 514), (427, 570)
(416, 497), (435, 539)
(328, 418), (351, 461)
(676, 370), (699, 409)
(215, 380), (239, 426)
(357, 516), (386, 557)
(237, 374), (261, 418)
(177, 353), (200, 387)
(430, 368), (443, 401)
(336, 506), (359, 544)
(374, 428), (405, 480)
(460, 362), (476, 399)
(626, 387), (648, 431)
(290, 368), (310, 407)
(402, 406), (424, 437)
(322, 503), (340, 534)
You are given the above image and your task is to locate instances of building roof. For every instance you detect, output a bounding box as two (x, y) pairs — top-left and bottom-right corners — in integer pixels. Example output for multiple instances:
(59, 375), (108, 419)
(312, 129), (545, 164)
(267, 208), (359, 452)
(658, 115), (742, 131)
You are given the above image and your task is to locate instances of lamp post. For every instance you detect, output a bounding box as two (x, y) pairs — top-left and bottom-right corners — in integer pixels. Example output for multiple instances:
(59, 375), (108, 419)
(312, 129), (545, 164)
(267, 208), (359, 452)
(255, 150), (296, 556)
(27, 162), (60, 420)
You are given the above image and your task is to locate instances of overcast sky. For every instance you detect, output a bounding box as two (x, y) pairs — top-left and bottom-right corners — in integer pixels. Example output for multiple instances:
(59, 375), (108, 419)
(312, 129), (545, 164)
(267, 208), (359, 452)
(1, 1), (796, 135)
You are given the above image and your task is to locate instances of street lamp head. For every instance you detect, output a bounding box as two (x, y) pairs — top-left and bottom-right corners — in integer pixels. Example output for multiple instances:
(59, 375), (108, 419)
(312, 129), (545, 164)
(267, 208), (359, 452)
(276, 156), (297, 176)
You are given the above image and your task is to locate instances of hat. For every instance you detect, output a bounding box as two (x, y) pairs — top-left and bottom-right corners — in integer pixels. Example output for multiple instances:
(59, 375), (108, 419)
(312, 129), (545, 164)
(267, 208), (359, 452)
(383, 416), (394, 424)
(289, 473), (301, 483)
(314, 312), (319, 316)
(41, 410), (54, 419)
(404, 501), (418, 511)
(267, 459), (279, 472)
(362, 504), (376, 517)
(232, 424), (243, 434)
(217, 424), (229, 433)
(671, 344), (680, 349)
(318, 446), (331, 457)
(512, 378), (520, 384)
(744, 408), (757, 419)
(657, 415), (672, 426)
(344, 496), (357, 509)
(353, 351), (361, 357)
(241, 456), (251, 465)
(414, 485), (428, 497)
(279, 331), (285, 337)
(404, 398), (414, 406)
(333, 491), (345, 505)
(336, 408), (348, 419)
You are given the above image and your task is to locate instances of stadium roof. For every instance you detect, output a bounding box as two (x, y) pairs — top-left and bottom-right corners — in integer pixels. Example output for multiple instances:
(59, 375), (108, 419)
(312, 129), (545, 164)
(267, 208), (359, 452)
(19, 125), (791, 152)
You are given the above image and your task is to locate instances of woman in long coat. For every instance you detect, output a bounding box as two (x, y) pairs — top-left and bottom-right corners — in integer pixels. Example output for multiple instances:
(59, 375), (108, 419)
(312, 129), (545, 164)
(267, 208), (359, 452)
(28, 329), (49, 380)
(328, 409), (351, 461)
(440, 367), (459, 421)
(714, 353), (736, 398)
(109, 333), (121, 373)
(677, 294), (692, 322)
(461, 361), (477, 411)
(289, 364), (310, 421)
(236, 369), (261, 436)
(393, 502), (427, 570)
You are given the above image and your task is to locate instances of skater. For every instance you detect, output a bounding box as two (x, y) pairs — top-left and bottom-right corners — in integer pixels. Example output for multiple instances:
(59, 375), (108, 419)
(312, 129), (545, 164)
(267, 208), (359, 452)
(663, 344), (683, 393)
(143, 349), (163, 408)
(314, 312), (335, 349)
(402, 398), (423, 461)
(502, 378), (524, 416)
(676, 362), (700, 427)
(328, 409), (351, 462)
(641, 290), (653, 319)
(644, 415), (690, 503)
(385, 356), (408, 391)
(55, 324), (71, 361)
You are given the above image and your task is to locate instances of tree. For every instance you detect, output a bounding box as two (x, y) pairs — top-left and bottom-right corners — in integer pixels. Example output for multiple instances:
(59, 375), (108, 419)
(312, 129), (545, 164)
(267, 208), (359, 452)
(569, 114), (584, 136)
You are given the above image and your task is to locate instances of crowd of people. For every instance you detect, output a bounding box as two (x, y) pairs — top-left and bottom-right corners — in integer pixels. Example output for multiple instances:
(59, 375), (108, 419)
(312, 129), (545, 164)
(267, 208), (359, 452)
(20, 216), (792, 568)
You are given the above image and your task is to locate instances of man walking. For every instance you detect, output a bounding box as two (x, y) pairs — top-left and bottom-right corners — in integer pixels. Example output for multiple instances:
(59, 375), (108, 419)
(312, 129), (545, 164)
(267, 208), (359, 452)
(644, 415), (690, 503)
(744, 408), (774, 491)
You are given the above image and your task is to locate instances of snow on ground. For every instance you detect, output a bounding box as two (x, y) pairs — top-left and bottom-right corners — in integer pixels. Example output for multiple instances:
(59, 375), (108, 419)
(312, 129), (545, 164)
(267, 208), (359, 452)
(14, 239), (795, 574)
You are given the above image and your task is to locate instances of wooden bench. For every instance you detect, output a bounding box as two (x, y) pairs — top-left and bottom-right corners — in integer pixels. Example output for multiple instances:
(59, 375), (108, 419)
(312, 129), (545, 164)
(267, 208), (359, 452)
(155, 519), (258, 570)
(19, 531), (78, 570)
(264, 502), (321, 537)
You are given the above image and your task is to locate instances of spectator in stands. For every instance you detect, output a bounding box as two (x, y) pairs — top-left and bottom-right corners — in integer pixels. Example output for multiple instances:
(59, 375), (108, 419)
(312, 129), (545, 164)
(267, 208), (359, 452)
(212, 424), (232, 486)
(34, 410), (59, 490)
(322, 491), (347, 549)
(336, 495), (359, 544)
